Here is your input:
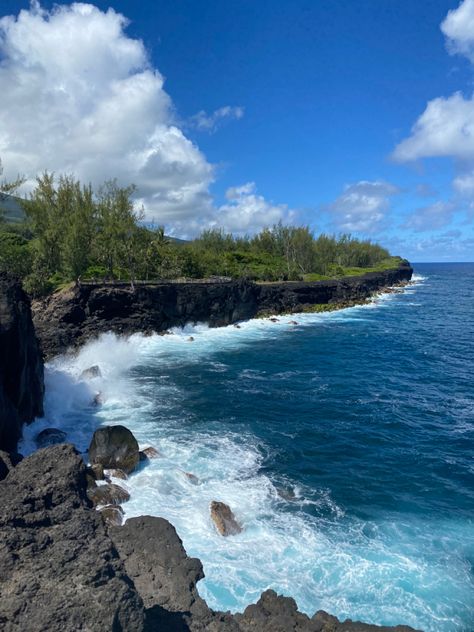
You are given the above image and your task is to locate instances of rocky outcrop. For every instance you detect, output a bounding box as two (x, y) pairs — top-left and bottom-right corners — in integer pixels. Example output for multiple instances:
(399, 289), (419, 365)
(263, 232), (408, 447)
(0, 445), (420, 632)
(89, 424), (140, 474)
(210, 501), (243, 536)
(32, 264), (413, 358)
(0, 273), (44, 451)
(0, 444), (145, 632)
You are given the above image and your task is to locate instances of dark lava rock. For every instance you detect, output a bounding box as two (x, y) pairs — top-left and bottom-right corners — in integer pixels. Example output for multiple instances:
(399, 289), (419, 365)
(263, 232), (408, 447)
(80, 364), (102, 379)
(210, 500), (242, 536)
(89, 424), (140, 474)
(35, 427), (67, 448)
(0, 444), (145, 631)
(0, 273), (44, 451)
(90, 462), (105, 480)
(88, 482), (130, 506)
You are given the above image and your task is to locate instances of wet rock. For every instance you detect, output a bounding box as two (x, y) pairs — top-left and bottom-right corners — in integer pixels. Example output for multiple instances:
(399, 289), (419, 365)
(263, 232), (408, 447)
(88, 424), (140, 474)
(0, 444), (145, 631)
(106, 468), (128, 480)
(234, 324), (241, 328)
(188, 336), (195, 341)
(35, 428), (67, 448)
(99, 504), (124, 527)
(210, 501), (242, 536)
(92, 391), (103, 406)
(80, 365), (102, 379)
(288, 320), (299, 325)
(139, 446), (161, 461)
(183, 471), (199, 484)
(88, 482), (130, 506)
(269, 317), (279, 322)
(90, 463), (105, 480)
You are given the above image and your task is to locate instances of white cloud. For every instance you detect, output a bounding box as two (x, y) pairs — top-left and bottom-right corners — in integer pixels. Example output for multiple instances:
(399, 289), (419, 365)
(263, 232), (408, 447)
(327, 181), (399, 233)
(188, 106), (244, 133)
(441, 0), (474, 62)
(214, 182), (293, 234)
(0, 2), (214, 223)
(392, 92), (474, 162)
(402, 201), (455, 232)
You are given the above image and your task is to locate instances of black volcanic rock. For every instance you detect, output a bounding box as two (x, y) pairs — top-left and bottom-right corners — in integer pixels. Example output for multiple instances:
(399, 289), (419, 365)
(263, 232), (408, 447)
(32, 265), (413, 359)
(89, 424), (140, 474)
(0, 444), (145, 632)
(0, 273), (44, 451)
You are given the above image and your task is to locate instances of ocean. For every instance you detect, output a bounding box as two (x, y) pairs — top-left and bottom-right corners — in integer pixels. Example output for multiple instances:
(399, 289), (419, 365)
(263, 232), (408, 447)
(21, 263), (474, 631)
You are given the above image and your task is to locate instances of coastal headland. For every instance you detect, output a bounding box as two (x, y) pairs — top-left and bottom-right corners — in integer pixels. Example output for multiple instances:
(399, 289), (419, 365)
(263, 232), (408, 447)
(0, 265), (420, 632)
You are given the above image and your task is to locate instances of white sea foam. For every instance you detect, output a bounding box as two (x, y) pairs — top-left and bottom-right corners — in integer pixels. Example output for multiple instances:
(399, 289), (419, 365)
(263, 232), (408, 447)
(20, 277), (472, 631)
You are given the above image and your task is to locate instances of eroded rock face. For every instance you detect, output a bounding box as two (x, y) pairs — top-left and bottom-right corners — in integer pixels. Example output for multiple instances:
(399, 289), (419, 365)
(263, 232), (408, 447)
(0, 444), (145, 632)
(89, 425), (140, 474)
(210, 500), (242, 536)
(0, 449), (22, 481)
(0, 273), (44, 451)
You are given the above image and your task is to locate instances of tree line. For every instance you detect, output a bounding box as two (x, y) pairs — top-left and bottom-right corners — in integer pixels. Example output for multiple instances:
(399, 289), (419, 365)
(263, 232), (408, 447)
(0, 169), (397, 296)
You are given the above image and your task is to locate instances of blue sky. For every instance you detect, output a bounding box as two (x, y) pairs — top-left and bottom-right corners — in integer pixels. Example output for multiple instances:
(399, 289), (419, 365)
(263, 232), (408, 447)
(1, 1), (474, 260)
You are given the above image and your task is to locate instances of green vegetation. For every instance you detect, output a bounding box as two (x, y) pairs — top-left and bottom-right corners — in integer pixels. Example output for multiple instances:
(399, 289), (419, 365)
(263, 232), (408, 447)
(0, 167), (402, 296)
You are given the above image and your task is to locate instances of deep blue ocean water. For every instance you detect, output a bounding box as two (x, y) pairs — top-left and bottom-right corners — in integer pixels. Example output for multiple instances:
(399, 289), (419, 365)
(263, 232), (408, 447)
(22, 264), (474, 631)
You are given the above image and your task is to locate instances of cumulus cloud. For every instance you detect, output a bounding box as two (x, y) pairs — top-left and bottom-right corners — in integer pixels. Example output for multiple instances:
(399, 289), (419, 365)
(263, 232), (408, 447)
(327, 181), (399, 233)
(441, 0), (474, 62)
(0, 2), (214, 223)
(393, 0), (474, 164)
(212, 182), (294, 234)
(188, 106), (244, 133)
(402, 201), (455, 232)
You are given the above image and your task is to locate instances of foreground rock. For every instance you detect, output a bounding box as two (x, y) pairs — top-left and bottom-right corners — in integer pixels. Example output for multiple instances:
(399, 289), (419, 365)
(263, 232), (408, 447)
(89, 425), (140, 474)
(0, 273), (44, 451)
(210, 500), (243, 536)
(0, 444), (145, 632)
(0, 445), (420, 632)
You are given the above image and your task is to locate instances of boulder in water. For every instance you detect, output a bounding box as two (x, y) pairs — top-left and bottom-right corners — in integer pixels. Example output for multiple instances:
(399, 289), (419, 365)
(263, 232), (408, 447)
(106, 468), (128, 480)
(188, 336), (195, 342)
(139, 446), (161, 461)
(183, 471), (199, 484)
(35, 428), (67, 448)
(80, 365), (102, 379)
(88, 425), (139, 474)
(210, 501), (242, 536)
(88, 483), (130, 506)
(99, 504), (124, 527)
(269, 317), (279, 323)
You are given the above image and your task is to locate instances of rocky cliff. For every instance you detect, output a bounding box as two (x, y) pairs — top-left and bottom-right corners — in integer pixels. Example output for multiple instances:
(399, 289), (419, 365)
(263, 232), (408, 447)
(33, 263), (413, 358)
(0, 444), (420, 632)
(0, 274), (44, 452)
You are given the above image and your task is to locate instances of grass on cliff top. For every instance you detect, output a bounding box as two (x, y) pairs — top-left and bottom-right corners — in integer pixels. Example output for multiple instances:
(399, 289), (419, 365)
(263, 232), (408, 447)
(302, 256), (405, 282)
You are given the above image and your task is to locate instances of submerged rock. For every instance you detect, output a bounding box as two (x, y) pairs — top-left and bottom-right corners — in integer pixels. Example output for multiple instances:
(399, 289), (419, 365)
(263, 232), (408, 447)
(80, 365), (102, 379)
(88, 425), (140, 474)
(88, 482), (130, 506)
(35, 428), (67, 448)
(210, 500), (242, 536)
(139, 446), (161, 461)
(183, 471), (200, 484)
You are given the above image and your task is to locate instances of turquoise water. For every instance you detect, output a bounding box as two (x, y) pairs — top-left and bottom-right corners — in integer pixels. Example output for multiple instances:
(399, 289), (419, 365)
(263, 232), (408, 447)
(22, 264), (474, 631)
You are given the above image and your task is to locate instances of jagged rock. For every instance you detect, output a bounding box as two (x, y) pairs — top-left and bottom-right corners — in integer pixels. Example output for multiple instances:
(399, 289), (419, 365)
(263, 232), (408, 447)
(80, 365), (102, 379)
(0, 273), (44, 451)
(35, 427), (67, 448)
(0, 450), (22, 481)
(99, 504), (124, 527)
(0, 444), (145, 631)
(139, 446), (161, 461)
(88, 425), (140, 474)
(210, 501), (242, 536)
(106, 468), (128, 480)
(88, 482), (130, 506)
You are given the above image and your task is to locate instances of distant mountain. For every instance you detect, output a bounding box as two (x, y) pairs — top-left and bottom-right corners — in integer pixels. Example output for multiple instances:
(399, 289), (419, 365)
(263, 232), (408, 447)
(0, 194), (25, 223)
